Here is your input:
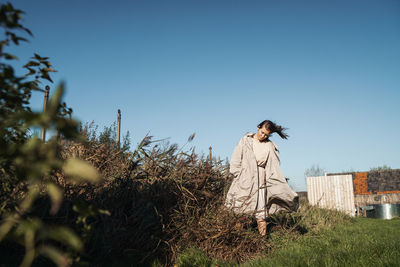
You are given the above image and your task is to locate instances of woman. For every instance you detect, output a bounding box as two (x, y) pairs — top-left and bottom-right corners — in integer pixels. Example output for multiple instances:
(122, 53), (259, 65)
(225, 120), (299, 236)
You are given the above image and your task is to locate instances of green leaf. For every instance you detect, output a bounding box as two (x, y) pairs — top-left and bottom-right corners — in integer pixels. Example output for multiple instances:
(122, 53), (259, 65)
(40, 72), (53, 83)
(43, 61), (52, 68)
(24, 67), (35, 76)
(63, 158), (100, 184)
(3, 53), (18, 60)
(23, 61), (40, 67)
(47, 84), (64, 115)
(46, 183), (63, 215)
(45, 226), (83, 251)
(0, 213), (19, 241)
(37, 245), (71, 267)
(98, 209), (111, 216)
(23, 27), (33, 36)
(42, 67), (57, 72)
(19, 186), (40, 213)
(33, 53), (42, 60)
(16, 218), (42, 235)
(10, 34), (28, 45)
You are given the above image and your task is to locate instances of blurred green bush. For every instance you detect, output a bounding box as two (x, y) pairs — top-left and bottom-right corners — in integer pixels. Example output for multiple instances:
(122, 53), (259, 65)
(0, 3), (102, 266)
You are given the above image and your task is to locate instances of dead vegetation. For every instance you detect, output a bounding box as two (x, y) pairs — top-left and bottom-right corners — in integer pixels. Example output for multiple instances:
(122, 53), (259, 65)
(22, 122), (352, 266)
(50, 122), (273, 265)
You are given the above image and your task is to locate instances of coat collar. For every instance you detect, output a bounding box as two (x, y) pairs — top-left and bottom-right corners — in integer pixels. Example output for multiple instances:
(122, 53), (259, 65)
(244, 132), (255, 138)
(243, 132), (279, 151)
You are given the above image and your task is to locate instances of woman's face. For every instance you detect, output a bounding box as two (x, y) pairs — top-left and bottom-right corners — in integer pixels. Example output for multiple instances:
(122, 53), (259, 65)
(256, 126), (271, 142)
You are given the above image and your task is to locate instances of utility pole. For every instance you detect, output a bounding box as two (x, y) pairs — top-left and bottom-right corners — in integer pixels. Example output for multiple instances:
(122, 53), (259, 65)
(40, 86), (50, 141)
(117, 109), (121, 148)
(209, 146), (212, 165)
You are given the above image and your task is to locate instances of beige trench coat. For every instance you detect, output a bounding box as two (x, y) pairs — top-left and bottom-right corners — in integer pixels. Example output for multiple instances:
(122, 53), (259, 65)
(225, 133), (299, 219)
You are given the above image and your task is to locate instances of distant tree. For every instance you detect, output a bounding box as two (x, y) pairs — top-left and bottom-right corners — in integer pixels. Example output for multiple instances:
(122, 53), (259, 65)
(96, 121), (131, 151)
(304, 164), (326, 178)
(370, 165), (391, 171)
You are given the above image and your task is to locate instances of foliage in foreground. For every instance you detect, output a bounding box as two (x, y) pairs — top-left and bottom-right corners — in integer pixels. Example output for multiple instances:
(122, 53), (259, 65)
(0, 3), (101, 266)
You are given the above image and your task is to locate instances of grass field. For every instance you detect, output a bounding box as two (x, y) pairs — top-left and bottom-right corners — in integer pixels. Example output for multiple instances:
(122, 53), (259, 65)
(177, 217), (400, 267)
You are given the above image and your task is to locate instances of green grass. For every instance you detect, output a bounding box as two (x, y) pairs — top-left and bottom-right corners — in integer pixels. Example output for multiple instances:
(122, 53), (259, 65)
(177, 217), (400, 267)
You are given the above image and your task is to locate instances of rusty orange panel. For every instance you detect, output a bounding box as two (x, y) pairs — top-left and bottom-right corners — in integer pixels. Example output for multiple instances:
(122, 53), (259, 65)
(354, 172), (369, 195)
(355, 172), (368, 179)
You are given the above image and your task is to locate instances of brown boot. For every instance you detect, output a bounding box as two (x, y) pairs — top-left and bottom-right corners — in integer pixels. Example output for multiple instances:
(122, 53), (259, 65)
(257, 219), (267, 236)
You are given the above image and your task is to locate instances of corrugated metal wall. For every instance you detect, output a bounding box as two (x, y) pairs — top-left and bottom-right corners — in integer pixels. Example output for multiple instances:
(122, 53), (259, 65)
(306, 175), (355, 216)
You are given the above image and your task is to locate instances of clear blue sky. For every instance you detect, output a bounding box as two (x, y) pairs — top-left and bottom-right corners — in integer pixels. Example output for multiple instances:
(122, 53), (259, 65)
(9, 0), (400, 191)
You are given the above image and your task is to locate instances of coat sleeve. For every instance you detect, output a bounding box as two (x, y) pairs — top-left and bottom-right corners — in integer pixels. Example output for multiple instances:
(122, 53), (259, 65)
(229, 137), (243, 177)
(271, 141), (281, 164)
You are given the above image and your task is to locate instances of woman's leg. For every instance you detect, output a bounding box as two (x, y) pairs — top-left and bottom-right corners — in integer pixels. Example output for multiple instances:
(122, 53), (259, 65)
(256, 219), (267, 236)
(256, 166), (268, 235)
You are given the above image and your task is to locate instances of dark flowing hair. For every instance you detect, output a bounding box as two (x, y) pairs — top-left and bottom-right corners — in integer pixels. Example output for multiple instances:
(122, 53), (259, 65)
(257, 120), (289, 139)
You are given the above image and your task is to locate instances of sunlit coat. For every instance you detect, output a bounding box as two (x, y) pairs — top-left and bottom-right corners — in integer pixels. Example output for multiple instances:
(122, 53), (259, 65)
(225, 133), (298, 218)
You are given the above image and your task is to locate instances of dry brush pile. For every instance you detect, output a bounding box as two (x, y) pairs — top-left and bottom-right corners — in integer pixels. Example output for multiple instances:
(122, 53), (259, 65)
(49, 123), (351, 266)
(53, 123), (274, 265)
(1, 121), (353, 266)
(1, 120), (354, 266)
